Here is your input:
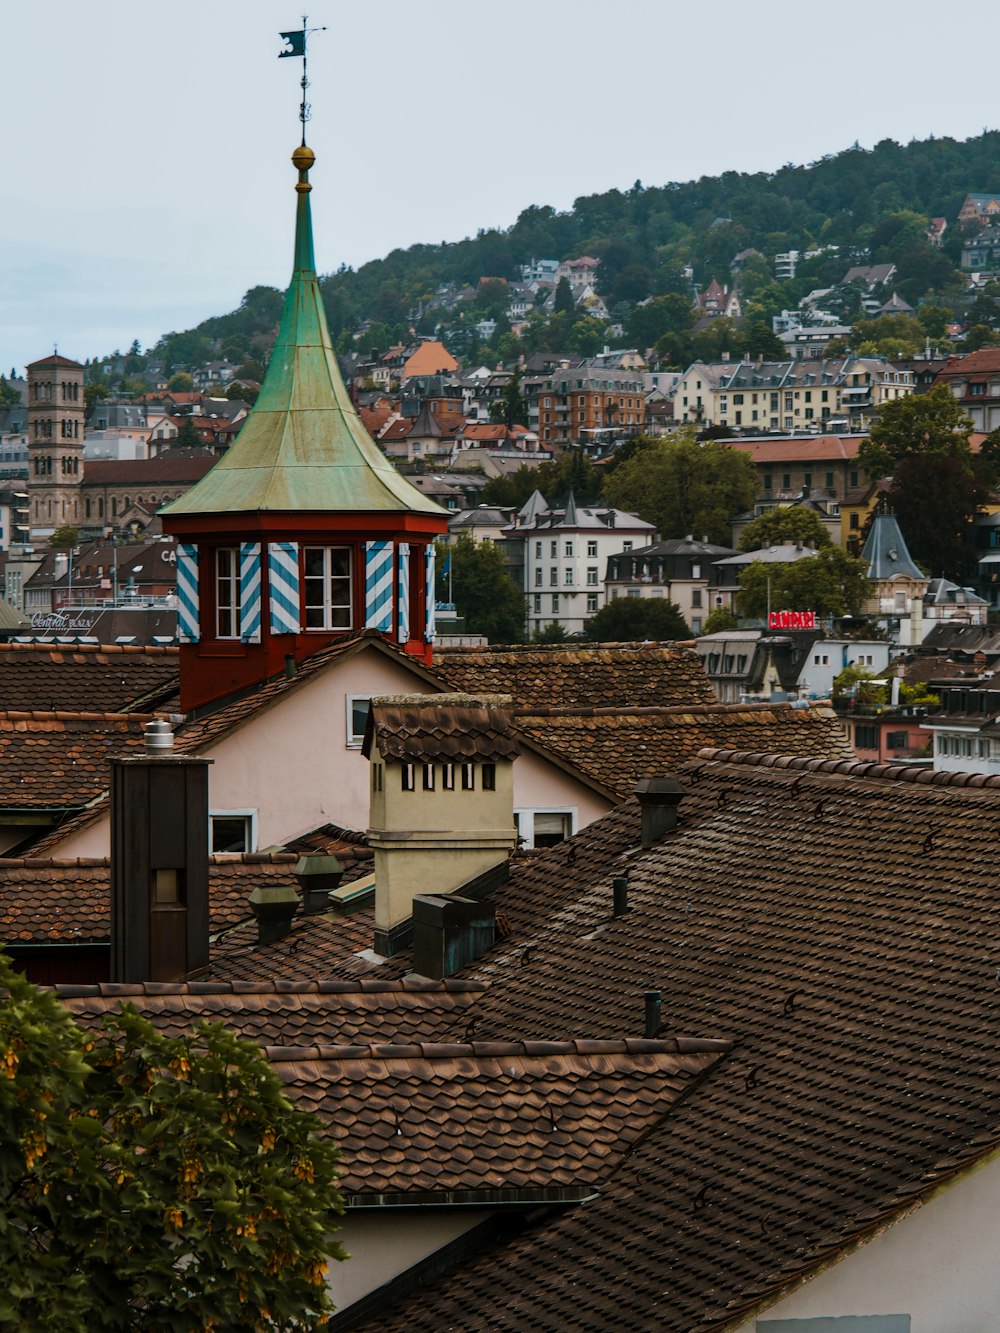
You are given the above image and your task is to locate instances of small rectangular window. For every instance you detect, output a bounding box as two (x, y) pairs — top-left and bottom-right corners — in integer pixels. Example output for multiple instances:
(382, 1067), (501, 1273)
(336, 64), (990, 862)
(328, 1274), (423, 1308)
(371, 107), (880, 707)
(346, 696), (371, 747)
(564, 567), (573, 585)
(461, 763), (475, 790)
(442, 762), (455, 790)
(402, 763), (415, 791)
(303, 546), (352, 630)
(482, 763), (496, 791)
(422, 763), (435, 790)
(587, 540), (597, 557)
(210, 812), (254, 853)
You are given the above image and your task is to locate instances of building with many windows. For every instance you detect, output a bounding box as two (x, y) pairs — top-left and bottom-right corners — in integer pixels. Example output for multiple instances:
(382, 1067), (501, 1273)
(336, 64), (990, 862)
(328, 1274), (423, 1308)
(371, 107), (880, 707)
(26, 353), (85, 540)
(501, 490), (656, 636)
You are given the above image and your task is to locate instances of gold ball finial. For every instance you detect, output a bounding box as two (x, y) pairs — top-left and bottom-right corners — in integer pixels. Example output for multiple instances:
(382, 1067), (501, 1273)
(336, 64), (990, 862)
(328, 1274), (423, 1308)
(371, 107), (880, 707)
(292, 144), (316, 172)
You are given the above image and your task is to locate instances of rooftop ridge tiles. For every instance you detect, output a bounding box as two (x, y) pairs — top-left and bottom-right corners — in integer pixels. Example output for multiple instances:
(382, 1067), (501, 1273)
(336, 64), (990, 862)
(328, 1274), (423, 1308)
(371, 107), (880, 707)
(516, 702), (833, 720)
(262, 1037), (727, 1063)
(0, 641), (179, 657)
(0, 709), (160, 724)
(53, 978), (490, 999)
(694, 746), (1000, 789)
(0, 855), (112, 869)
(436, 641), (691, 657)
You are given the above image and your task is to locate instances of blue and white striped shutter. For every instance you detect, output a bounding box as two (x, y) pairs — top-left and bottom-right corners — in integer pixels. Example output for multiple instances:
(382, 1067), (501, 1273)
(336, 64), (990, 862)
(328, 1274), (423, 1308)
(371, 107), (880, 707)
(268, 542), (300, 634)
(239, 542), (262, 643)
(176, 543), (200, 643)
(424, 544), (436, 643)
(364, 541), (393, 632)
(397, 542), (410, 642)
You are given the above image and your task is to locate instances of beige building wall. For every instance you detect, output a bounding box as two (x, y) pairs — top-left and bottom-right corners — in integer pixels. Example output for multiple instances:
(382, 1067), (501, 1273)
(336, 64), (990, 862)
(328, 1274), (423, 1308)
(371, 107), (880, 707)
(741, 1150), (1000, 1332)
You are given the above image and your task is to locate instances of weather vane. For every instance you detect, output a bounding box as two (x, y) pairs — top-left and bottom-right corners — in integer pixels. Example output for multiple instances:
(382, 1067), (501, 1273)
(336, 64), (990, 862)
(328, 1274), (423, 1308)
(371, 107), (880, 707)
(279, 16), (326, 144)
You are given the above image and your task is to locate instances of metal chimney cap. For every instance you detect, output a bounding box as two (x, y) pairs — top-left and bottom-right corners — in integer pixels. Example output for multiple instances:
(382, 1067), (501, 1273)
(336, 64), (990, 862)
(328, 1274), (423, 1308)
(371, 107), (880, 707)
(144, 718), (174, 755)
(633, 776), (686, 805)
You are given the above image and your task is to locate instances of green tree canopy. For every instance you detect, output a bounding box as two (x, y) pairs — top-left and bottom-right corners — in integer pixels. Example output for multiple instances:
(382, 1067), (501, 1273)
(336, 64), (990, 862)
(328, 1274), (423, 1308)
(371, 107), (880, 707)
(440, 535), (525, 643)
(0, 376), (20, 409)
(600, 429), (758, 544)
(48, 526), (79, 550)
(0, 952), (343, 1329)
(173, 418), (203, 449)
(701, 606), (739, 634)
(737, 547), (870, 618)
(167, 371), (194, 393)
(584, 596), (690, 642)
(553, 277), (575, 315)
(739, 505), (832, 552)
(859, 384), (994, 578)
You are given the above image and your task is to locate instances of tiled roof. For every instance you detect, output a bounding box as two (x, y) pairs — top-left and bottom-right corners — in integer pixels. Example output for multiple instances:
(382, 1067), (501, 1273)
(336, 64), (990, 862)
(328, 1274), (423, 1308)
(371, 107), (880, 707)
(433, 643), (717, 711)
(360, 749), (1000, 1329)
(366, 694), (520, 764)
(0, 712), (153, 810)
(721, 435), (865, 463)
(0, 852), (299, 944)
(57, 977), (488, 1047)
(207, 908), (378, 982)
(0, 642), (179, 713)
(82, 449), (217, 484)
(275, 1037), (726, 1203)
(514, 703), (852, 797)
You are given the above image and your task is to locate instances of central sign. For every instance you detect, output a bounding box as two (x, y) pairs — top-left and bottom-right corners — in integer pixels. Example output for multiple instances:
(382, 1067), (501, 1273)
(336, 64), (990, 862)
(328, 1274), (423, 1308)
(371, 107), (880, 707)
(768, 610), (816, 630)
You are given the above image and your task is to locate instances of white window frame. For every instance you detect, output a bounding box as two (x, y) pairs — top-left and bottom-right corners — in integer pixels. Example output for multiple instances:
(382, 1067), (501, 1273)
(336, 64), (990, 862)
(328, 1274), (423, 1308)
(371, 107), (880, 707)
(303, 545), (352, 630)
(514, 806), (579, 850)
(346, 695), (371, 748)
(209, 809), (257, 854)
(216, 547), (241, 639)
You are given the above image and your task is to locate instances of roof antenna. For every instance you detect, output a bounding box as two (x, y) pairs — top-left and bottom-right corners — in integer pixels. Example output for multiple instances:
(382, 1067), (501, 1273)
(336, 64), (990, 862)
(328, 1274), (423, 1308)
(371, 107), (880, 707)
(279, 15), (326, 146)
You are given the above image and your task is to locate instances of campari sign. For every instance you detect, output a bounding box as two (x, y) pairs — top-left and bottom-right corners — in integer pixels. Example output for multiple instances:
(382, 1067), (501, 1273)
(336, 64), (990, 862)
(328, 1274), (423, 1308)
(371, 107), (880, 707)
(767, 610), (816, 630)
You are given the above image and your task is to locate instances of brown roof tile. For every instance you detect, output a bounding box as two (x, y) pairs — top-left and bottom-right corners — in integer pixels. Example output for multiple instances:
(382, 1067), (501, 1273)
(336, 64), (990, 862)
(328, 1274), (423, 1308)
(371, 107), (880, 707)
(0, 853), (299, 944)
(367, 694), (520, 764)
(433, 642), (717, 711)
(270, 1038), (726, 1202)
(515, 702), (853, 798)
(0, 711), (154, 809)
(0, 641), (179, 714)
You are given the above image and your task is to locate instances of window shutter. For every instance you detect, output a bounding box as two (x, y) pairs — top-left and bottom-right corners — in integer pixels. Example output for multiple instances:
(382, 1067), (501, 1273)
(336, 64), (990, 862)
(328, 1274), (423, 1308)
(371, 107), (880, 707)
(365, 541), (393, 632)
(268, 542), (300, 634)
(397, 543), (410, 641)
(239, 542), (262, 643)
(424, 544), (436, 643)
(176, 543), (200, 643)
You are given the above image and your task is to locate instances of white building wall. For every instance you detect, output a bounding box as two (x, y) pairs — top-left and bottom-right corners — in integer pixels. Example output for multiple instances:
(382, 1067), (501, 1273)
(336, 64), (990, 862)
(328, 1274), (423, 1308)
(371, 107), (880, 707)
(741, 1150), (1000, 1333)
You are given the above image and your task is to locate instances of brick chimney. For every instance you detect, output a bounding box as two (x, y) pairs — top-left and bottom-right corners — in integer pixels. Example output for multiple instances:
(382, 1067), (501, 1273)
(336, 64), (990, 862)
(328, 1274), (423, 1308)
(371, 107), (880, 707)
(364, 694), (519, 957)
(110, 720), (212, 982)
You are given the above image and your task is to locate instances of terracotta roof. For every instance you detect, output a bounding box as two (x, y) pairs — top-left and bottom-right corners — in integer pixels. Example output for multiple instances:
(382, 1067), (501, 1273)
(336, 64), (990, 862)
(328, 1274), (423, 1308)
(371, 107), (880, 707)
(208, 908), (377, 982)
(366, 694), (520, 764)
(721, 435), (866, 464)
(514, 703), (852, 798)
(433, 642), (717, 711)
(0, 642), (179, 714)
(57, 977), (488, 1047)
(275, 1037), (725, 1203)
(0, 711), (154, 810)
(0, 852), (299, 944)
(360, 749), (1000, 1328)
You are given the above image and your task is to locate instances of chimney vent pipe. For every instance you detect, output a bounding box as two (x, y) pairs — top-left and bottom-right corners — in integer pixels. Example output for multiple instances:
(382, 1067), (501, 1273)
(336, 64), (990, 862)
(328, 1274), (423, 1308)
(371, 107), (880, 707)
(644, 990), (662, 1039)
(144, 718), (174, 755)
(612, 875), (629, 916)
(633, 776), (687, 848)
(248, 884), (299, 945)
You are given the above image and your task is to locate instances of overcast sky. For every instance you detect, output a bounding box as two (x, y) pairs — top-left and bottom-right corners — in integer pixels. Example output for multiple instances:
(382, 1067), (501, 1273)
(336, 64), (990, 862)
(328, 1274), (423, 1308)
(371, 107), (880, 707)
(2, 0), (998, 378)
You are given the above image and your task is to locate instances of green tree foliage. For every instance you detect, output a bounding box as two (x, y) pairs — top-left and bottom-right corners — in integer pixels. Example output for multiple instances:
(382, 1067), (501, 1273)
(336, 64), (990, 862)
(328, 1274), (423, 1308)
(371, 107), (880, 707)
(167, 372), (194, 393)
(0, 952), (343, 1329)
(737, 547), (870, 618)
(701, 606), (739, 634)
(481, 448), (601, 508)
(739, 506), (832, 551)
(533, 622), (570, 643)
(601, 429), (758, 544)
(584, 596), (690, 642)
(832, 664), (938, 711)
(173, 418), (203, 449)
(488, 370), (527, 428)
(0, 377), (21, 409)
(626, 295), (695, 349)
(553, 278), (575, 316)
(48, 526), (79, 550)
(442, 535), (525, 642)
(859, 385), (995, 577)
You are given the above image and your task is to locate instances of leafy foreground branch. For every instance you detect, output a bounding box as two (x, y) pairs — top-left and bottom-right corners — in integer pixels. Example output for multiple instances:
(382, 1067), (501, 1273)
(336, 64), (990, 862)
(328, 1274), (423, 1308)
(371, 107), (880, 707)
(0, 953), (344, 1330)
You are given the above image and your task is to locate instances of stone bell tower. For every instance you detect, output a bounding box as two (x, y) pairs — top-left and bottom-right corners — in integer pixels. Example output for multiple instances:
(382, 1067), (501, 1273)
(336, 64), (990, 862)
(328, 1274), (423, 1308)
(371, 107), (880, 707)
(26, 353), (85, 541)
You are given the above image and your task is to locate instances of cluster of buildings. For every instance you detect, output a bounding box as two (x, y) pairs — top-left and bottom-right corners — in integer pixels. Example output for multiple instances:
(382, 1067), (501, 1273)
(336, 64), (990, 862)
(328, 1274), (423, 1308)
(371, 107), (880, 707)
(5, 118), (1000, 1333)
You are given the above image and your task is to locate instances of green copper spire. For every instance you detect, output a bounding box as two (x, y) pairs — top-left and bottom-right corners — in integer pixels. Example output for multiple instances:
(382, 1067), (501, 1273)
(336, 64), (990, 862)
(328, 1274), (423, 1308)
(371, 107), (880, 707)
(162, 146), (445, 518)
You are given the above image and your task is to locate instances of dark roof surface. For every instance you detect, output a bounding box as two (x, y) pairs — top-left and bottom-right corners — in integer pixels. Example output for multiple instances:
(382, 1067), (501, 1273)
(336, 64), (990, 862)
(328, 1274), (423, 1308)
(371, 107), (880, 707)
(348, 749), (1000, 1329)
(0, 712), (153, 810)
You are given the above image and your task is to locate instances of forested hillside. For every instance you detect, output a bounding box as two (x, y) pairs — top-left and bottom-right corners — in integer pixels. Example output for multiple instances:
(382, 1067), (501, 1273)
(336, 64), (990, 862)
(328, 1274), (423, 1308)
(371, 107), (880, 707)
(140, 130), (1000, 377)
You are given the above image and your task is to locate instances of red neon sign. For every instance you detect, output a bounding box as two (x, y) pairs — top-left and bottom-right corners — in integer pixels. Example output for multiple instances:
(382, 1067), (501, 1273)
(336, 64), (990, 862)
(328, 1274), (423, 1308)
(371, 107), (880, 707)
(768, 610), (816, 630)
